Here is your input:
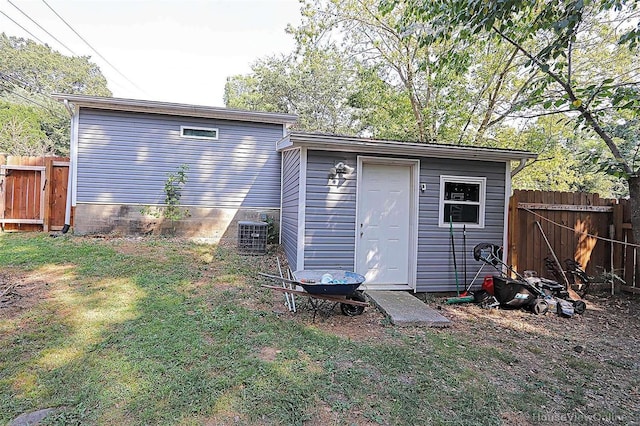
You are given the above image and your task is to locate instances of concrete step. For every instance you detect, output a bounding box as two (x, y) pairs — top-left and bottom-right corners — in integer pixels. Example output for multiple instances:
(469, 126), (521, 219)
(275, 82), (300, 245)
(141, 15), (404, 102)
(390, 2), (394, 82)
(366, 290), (450, 327)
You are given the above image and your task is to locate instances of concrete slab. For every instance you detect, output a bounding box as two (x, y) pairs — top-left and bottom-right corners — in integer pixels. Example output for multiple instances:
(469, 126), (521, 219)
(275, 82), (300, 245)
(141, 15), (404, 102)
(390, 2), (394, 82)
(366, 291), (450, 327)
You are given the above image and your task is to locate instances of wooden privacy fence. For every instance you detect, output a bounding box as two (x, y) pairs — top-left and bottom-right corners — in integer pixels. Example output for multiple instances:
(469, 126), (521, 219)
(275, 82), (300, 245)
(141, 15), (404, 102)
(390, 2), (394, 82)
(0, 155), (70, 232)
(508, 190), (638, 292)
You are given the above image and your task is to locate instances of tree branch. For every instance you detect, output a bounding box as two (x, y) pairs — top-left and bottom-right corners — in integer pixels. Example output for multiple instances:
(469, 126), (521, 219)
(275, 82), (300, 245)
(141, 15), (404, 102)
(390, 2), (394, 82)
(492, 25), (635, 177)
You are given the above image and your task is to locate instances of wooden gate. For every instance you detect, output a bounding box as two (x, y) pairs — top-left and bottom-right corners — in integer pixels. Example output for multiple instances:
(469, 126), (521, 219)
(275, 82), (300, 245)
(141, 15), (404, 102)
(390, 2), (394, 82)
(0, 155), (70, 232)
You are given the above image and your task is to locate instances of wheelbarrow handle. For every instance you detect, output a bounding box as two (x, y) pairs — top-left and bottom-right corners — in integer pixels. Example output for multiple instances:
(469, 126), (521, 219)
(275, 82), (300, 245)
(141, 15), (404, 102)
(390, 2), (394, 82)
(258, 272), (301, 285)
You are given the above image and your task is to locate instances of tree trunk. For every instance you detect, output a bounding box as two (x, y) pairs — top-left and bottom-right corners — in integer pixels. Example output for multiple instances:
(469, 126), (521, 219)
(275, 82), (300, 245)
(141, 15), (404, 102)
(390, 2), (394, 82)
(628, 176), (640, 248)
(405, 64), (426, 142)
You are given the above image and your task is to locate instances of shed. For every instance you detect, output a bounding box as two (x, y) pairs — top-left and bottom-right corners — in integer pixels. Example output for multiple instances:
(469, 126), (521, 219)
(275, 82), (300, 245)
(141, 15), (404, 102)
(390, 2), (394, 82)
(278, 132), (537, 292)
(53, 94), (537, 293)
(52, 94), (297, 240)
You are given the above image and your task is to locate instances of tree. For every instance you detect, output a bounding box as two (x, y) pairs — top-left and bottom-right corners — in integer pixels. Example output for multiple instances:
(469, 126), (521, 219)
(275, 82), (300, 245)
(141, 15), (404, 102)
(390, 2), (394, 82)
(348, 64), (422, 140)
(225, 48), (359, 134)
(389, 0), (640, 241)
(0, 102), (55, 156)
(291, 0), (469, 142)
(0, 33), (111, 155)
(227, 1), (561, 149)
(501, 116), (626, 195)
(0, 33), (111, 96)
(286, 0), (564, 146)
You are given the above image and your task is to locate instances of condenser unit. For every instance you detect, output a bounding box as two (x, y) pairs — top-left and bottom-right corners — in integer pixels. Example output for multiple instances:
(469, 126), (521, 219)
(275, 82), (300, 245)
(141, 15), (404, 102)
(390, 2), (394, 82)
(237, 221), (268, 255)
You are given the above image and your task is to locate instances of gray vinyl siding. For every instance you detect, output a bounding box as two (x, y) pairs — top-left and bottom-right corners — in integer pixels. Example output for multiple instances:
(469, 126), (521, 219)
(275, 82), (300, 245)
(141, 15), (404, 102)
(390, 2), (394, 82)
(281, 149), (300, 271)
(76, 109), (283, 207)
(416, 158), (507, 292)
(299, 151), (507, 291)
(303, 151), (358, 270)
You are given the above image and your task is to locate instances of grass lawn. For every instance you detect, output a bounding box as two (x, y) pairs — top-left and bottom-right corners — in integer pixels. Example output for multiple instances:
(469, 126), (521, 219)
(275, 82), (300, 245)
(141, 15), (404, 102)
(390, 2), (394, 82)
(0, 233), (638, 425)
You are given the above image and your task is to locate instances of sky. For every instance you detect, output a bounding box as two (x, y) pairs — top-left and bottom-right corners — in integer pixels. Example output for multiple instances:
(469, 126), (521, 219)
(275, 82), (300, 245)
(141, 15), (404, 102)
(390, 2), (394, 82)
(0, 0), (303, 106)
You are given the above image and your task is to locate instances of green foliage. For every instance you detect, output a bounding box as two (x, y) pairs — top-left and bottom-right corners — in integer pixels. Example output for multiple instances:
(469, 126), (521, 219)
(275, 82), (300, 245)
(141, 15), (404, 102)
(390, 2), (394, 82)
(141, 164), (190, 225)
(0, 101), (55, 155)
(0, 33), (111, 155)
(347, 65), (421, 140)
(162, 164), (190, 222)
(0, 33), (111, 97)
(289, 0), (478, 142)
(262, 215), (279, 244)
(391, 3), (638, 138)
(225, 48), (358, 134)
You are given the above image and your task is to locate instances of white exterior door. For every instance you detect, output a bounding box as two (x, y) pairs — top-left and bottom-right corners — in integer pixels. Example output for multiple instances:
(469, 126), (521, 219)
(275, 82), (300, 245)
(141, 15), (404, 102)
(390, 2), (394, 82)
(356, 162), (413, 285)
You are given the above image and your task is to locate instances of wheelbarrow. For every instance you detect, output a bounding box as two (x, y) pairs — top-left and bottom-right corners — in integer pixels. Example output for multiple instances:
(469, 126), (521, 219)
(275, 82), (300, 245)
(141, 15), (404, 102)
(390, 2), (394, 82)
(259, 270), (368, 316)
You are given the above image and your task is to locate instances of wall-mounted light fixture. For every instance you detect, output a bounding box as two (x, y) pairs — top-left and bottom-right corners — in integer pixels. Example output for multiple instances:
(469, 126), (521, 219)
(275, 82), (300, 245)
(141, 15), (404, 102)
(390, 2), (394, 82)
(329, 161), (354, 179)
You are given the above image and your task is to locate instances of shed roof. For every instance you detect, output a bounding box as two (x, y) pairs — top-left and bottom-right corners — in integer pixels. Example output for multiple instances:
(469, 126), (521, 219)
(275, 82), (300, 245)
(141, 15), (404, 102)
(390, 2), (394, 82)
(52, 94), (298, 125)
(278, 131), (538, 162)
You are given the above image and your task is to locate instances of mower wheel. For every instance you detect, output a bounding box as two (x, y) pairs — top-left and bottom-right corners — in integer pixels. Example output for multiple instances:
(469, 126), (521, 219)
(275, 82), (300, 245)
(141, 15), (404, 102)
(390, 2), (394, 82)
(532, 299), (549, 315)
(473, 290), (491, 304)
(341, 291), (366, 316)
(573, 300), (587, 315)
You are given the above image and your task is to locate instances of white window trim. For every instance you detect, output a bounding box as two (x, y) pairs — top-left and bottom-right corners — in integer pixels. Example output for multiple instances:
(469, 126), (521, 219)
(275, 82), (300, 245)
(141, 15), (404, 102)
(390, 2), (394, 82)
(438, 175), (486, 228)
(180, 126), (219, 140)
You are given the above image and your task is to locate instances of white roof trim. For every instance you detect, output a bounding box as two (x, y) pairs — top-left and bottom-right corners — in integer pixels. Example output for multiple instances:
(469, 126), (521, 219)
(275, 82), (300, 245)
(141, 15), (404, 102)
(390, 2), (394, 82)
(51, 93), (298, 125)
(277, 132), (538, 162)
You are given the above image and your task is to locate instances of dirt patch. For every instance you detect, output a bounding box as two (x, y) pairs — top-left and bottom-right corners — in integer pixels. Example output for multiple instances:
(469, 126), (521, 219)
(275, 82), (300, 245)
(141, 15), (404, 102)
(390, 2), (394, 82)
(301, 307), (388, 342)
(256, 346), (281, 362)
(439, 291), (640, 349)
(432, 290), (640, 421)
(0, 266), (72, 318)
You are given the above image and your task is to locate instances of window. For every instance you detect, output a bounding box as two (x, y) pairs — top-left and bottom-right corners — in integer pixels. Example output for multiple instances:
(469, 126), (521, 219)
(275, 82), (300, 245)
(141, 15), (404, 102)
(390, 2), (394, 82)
(180, 126), (218, 140)
(439, 175), (486, 228)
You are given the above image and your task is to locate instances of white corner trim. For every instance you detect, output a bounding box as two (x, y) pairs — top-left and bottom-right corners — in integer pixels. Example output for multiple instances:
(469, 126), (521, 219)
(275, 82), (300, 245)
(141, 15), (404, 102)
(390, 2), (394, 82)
(279, 153), (284, 245)
(71, 110), (79, 206)
(296, 147), (307, 271)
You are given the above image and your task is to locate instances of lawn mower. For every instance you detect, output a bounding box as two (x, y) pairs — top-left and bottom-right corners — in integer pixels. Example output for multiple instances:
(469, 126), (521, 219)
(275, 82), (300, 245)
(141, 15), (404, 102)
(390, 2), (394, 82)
(473, 243), (586, 317)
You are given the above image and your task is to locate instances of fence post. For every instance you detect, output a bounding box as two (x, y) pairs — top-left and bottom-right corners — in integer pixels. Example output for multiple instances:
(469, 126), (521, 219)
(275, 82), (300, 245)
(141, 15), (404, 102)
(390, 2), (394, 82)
(508, 189), (520, 273)
(613, 201), (624, 279)
(43, 158), (54, 232)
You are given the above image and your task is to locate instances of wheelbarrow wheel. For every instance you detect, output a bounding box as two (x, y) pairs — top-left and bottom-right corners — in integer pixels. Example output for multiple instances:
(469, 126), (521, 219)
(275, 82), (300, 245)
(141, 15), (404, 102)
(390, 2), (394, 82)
(340, 291), (366, 316)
